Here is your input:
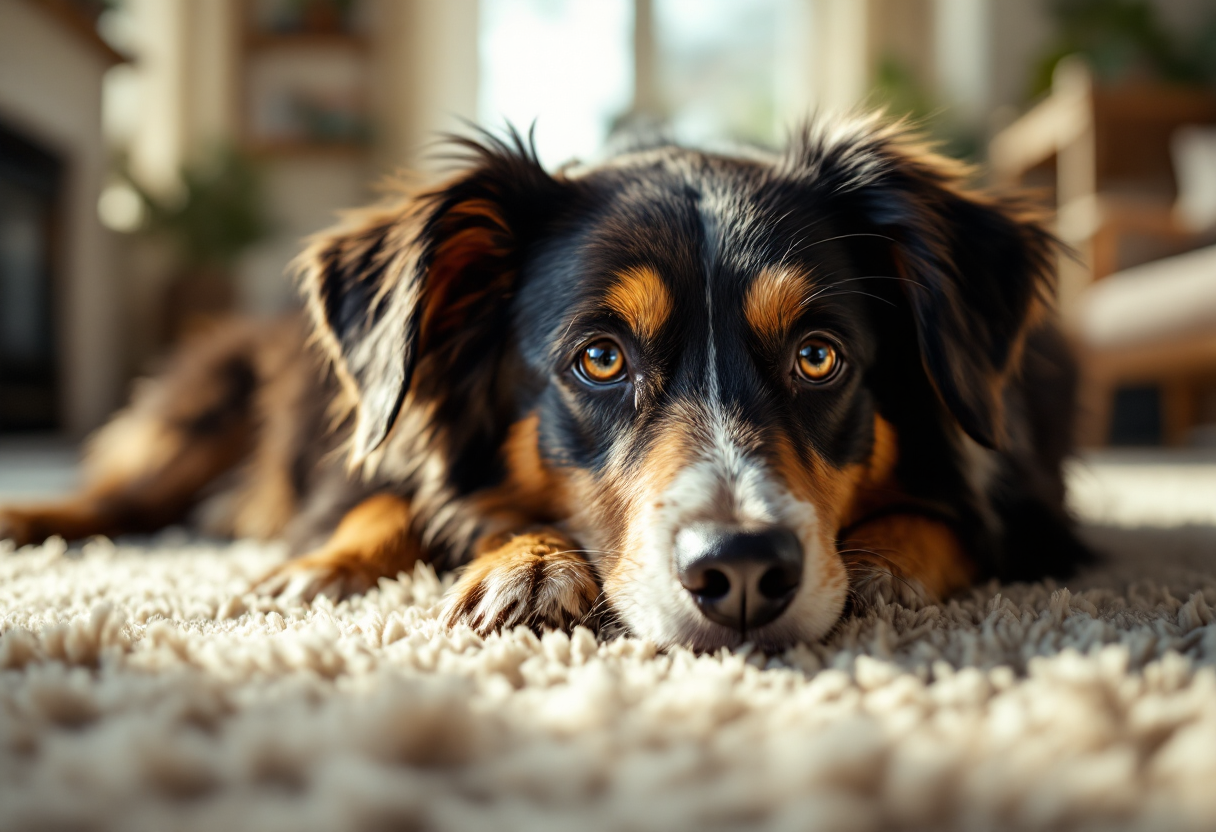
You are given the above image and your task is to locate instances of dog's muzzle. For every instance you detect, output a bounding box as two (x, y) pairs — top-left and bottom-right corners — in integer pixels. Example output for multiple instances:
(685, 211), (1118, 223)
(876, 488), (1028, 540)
(674, 524), (803, 632)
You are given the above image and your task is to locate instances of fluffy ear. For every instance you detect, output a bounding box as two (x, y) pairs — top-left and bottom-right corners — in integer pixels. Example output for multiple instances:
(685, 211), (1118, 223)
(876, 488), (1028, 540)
(787, 116), (1057, 448)
(296, 131), (564, 462)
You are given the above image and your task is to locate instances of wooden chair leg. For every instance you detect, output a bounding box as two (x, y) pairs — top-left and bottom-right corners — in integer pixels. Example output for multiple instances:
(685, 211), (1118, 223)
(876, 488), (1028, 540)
(1075, 365), (1114, 448)
(1161, 378), (1197, 447)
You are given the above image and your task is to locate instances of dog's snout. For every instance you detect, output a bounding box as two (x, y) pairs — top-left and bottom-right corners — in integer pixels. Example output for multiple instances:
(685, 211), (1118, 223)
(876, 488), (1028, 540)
(675, 524), (803, 632)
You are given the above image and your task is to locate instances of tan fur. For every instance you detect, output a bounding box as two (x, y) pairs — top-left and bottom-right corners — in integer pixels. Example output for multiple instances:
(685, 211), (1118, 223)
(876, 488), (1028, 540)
(743, 266), (814, 344)
(604, 266), (673, 342)
(767, 434), (868, 587)
(840, 415), (903, 525)
(256, 493), (420, 600)
(602, 410), (700, 587)
(472, 414), (572, 527)
(839, 513), (975, 602)
(837, 415), (974, 601)
(865, 415), (901, 486)
(764, 411), (974, 603)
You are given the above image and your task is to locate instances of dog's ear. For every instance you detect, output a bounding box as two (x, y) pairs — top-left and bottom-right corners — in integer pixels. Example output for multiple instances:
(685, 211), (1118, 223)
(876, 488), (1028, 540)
(297, 131), (564, 462)
(787, 117), (1057, 448)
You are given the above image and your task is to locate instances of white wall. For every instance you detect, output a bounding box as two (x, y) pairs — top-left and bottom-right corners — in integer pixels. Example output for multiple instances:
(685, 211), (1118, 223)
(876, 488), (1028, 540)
(803, 0), (874, 116)
(373, 0), (480, 173)
(237, 157), (375, 315)
(0, 1), (119, 435)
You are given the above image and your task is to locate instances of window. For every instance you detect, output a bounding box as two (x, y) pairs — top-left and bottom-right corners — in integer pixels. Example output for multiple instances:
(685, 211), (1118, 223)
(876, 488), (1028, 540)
(655, 0), (801, 149)
(479, 0), (635, 168)
(478, 0), (805, 164)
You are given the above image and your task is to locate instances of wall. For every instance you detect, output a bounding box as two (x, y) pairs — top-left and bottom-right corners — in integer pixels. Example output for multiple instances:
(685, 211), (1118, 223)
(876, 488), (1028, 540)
(373, 0), (480, 174)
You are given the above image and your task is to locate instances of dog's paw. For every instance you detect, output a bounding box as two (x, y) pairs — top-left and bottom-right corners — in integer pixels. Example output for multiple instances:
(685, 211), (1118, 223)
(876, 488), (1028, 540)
(253, 549), (385, 602)
(254, 494), (421, 603)
(442, 533), (600, 635)
(844, 564), (927, 609)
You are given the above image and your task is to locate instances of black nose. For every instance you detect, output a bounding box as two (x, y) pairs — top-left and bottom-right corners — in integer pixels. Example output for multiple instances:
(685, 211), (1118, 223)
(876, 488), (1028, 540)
(675, 524), (803, 632)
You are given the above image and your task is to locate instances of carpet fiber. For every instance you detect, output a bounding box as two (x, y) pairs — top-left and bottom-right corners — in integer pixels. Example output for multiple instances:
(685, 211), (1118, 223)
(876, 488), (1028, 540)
(1, 456), (1216, 831)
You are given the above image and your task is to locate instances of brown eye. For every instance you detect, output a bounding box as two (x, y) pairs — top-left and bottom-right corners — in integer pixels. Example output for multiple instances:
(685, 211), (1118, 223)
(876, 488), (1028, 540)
(796, 337), (840, 383)
(579, 339), (626, 384)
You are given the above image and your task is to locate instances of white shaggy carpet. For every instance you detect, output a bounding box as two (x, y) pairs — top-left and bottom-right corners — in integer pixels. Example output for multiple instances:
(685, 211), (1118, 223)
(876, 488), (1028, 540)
(1, 453), (1216, 831)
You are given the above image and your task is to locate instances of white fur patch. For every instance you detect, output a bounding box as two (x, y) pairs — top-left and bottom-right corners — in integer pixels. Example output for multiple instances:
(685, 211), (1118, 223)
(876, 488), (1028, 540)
(610, 409), (847, 650)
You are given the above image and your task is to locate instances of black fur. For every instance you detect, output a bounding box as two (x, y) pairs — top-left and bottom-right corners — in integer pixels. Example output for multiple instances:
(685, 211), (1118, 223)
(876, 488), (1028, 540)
(0, 116), (1093, 646)
(300, 119), (1089, 587)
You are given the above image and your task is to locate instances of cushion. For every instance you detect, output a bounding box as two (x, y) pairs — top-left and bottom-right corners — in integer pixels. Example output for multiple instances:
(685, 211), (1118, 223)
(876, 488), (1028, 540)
(1076, 243), (1216, 349)
(1173, 126), (1216, 233)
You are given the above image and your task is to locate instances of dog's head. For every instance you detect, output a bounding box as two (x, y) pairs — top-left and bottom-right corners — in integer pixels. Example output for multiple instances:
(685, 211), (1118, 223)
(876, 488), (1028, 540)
(301, 117), (1054, 650)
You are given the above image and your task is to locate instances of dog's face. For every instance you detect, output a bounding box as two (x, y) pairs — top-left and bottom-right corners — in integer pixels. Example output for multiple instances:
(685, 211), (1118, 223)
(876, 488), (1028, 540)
(507, 161), (883, 649)
(302, 118), (1053, 651)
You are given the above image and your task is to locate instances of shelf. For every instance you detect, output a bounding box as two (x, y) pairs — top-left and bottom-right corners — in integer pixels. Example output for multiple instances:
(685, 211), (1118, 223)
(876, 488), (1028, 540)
(245, 139), (370, 159)
(244, 32), (369, 52)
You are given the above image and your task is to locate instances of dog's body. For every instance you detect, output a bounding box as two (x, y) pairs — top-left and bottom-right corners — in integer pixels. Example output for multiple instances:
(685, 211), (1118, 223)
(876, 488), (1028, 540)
(0, 117), (1089, 651)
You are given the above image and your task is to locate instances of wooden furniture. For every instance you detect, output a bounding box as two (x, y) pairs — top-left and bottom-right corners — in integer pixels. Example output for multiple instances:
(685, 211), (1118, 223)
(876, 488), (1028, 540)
(1073, 245), (1216, 446)
(990, 58), (1216, 289)
(237, 0), (372, 158)
(990, 59), (1216, 447)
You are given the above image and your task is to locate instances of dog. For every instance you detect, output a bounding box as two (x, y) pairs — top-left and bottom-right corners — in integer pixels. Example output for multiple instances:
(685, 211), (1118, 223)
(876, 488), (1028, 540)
(0, 115), (1090, 651)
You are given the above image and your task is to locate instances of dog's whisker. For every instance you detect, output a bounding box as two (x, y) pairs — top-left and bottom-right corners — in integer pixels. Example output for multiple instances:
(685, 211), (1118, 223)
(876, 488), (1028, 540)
(840, 554), (924, 601)
(793, 231), (896, 253)
(839, 546), (904, 569)
(803, 289), (897, 307)
(799, 275), (924, 309)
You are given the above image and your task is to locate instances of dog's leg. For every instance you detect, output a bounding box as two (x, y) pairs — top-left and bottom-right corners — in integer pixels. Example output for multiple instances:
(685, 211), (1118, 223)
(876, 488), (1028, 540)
(838, 513), (976, 606)
(0, 500), (127, 548)
(1, 374), (257, 549)
(0, 424), (252, 548)
(442, 530), (600, 635)
(255, 492), (421, 601)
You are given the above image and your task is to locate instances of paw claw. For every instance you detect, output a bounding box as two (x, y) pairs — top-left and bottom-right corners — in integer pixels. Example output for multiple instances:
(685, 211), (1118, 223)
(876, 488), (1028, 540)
(250, 565), (295, 599)
(441, 539), (599, 636)
(253, 557), (363, 603)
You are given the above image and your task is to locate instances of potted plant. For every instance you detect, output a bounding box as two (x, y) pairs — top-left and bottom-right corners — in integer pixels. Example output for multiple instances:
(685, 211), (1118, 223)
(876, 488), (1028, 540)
(133, 147), (271, 343)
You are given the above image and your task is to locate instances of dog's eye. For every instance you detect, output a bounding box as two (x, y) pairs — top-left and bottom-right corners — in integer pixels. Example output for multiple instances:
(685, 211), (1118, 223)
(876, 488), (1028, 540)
(578, 339), (626, 384)
(795, 337), (840, 383)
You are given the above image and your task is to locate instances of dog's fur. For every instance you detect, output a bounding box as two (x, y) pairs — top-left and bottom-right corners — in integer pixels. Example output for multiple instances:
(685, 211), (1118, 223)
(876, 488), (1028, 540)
(0, 116), (1090, 651)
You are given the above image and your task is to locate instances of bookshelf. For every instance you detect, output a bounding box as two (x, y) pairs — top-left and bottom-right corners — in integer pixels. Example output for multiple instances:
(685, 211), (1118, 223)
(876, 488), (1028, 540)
(237, 0), (372, 157)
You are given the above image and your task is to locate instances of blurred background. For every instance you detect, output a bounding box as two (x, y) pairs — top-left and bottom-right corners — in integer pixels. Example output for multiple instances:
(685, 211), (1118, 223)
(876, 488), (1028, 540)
(1, 0), (1215, 502)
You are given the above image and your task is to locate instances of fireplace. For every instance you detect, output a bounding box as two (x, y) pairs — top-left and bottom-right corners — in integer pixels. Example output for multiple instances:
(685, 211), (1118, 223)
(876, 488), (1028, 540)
(0, 122), (62, 431)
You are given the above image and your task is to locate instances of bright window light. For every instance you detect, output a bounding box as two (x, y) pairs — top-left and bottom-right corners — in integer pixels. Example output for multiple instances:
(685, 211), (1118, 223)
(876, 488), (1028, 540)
(479, 0), (634, 169)
(98, 183), (144, 233)
(655, 0), (794, 148)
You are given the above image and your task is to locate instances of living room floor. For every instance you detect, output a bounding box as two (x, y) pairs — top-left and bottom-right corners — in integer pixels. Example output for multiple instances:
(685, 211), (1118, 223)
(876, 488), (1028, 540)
(2, 436), (1216, 830)
(0, 435), (81, 502)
